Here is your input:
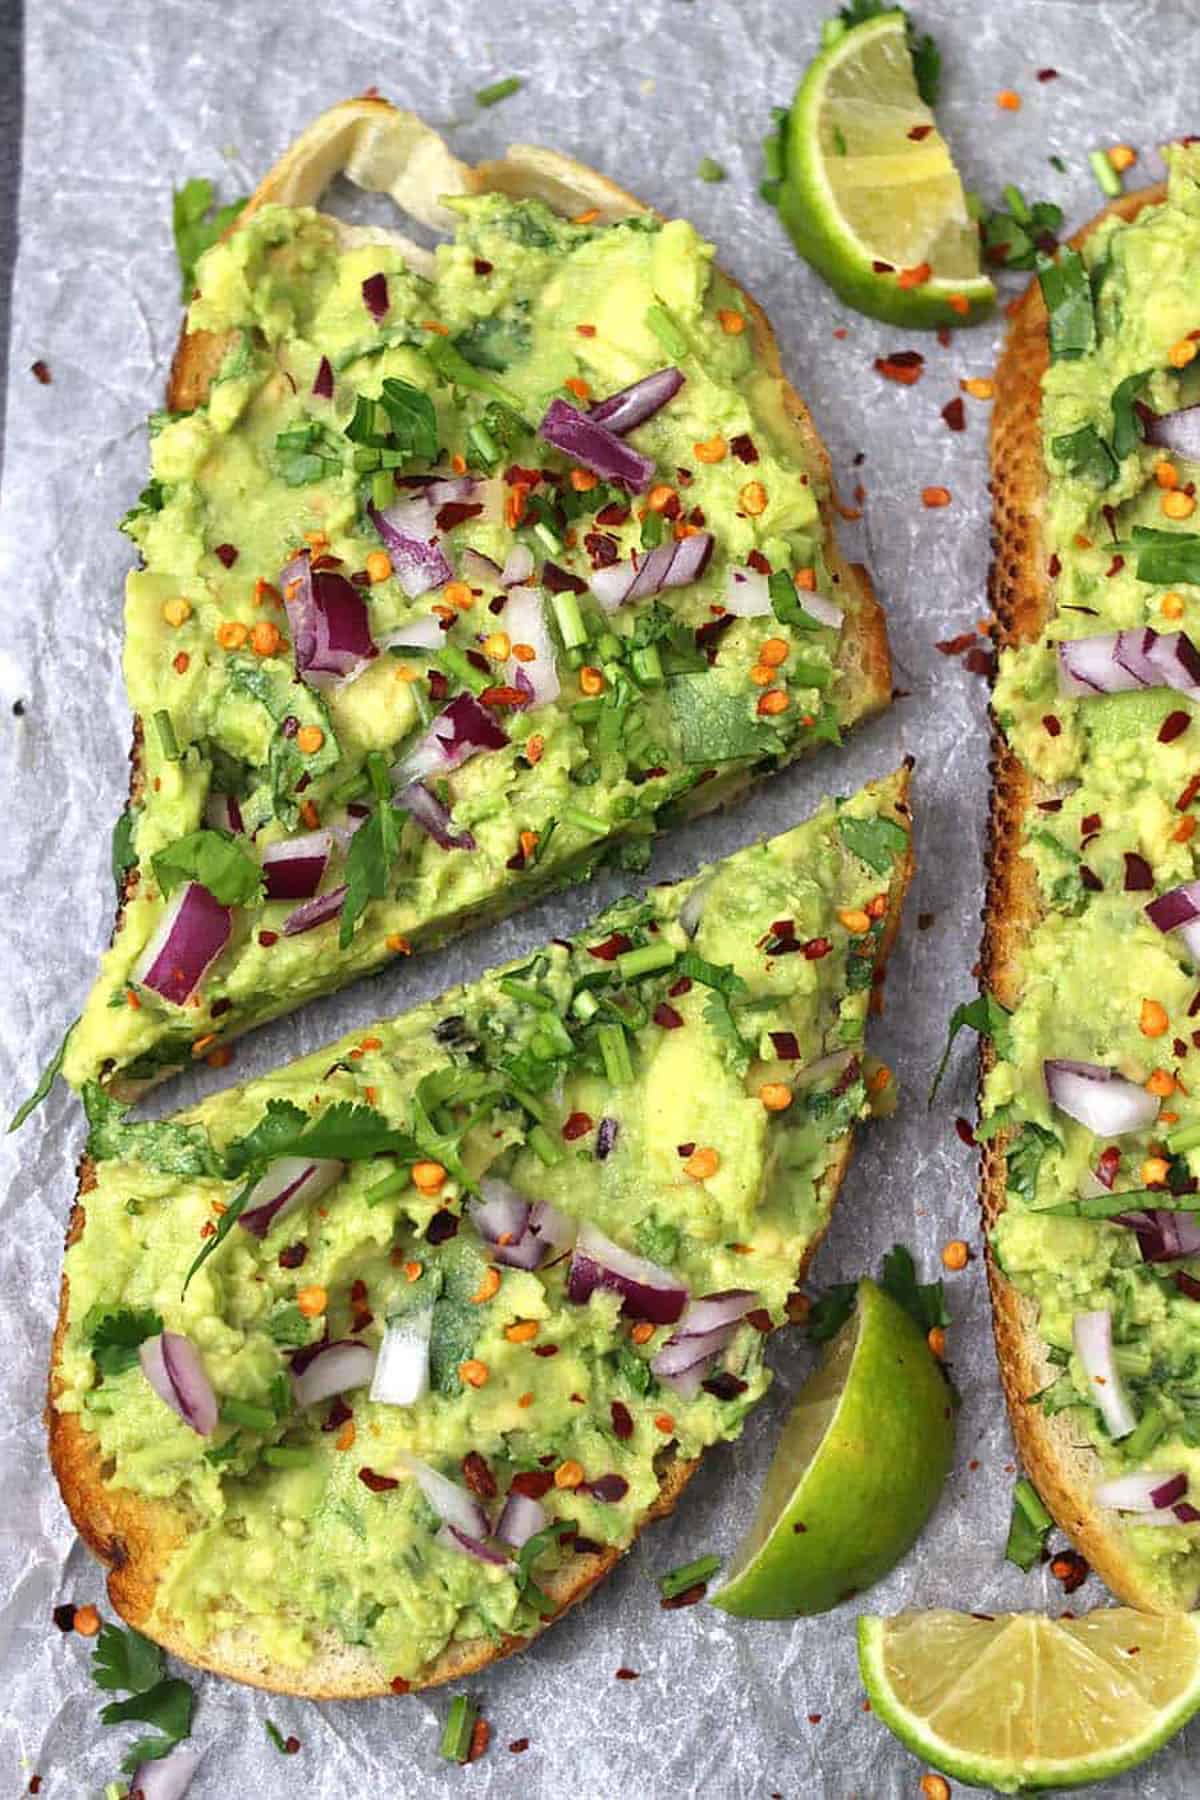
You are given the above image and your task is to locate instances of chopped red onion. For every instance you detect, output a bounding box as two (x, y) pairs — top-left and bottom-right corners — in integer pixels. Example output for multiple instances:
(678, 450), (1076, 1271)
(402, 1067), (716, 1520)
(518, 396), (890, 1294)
(281, 554), (378, 688)
(281, 885), (348, 936)
(495, 1489), (546, 1548)
(469, 1180), (530, 1249)
(436, 1523), (512, 1566)
(539, 397), (655, 492)
(1057, 628), (1200, 698)
(261, 829), (332, 902)
(470, 1186), (575, 1270)
(1095, 1470), (1189, 1511)
(1044, 1059), (1160, 1136)
(589, 532), (713, 611)
(501, 543), (535, 588)
(204, 792), (244, 835)
(651, 1322), (736, 1378)
(1073, 1309), (1138, 1439)
(584, 1473), (629, 1503)
(370, 1306), (434, 1406)
(724, 565), (772, 617)
(238, 1156), (345, 1238)
(589, 367), (685, 435)
(393, 1449), (489, 1538)
(1111, 1208), (1200, 1264)
(673, 1289), (757, 1337)
(1146, 879), (1200, 970)
(133, 883), (232, 1006)
(503, 586), (560, 707)
(596, 1117), (619, 1160)
(368, 498), (453, 598)
(128, 1743), (201, 1800)
(460, 547), (503, 587)
(378, 612), (447, 654)
(567, 1222), (688, 1323)
(291, 1339), (376, 1409)
(362, 272), (389, 320)
(391, 692), (509, 789)
(1144, 405), (1200, 460)
(312, 356), (334, 399)
(397, 780), (475, 851)
(139, 1332), (218, 1437)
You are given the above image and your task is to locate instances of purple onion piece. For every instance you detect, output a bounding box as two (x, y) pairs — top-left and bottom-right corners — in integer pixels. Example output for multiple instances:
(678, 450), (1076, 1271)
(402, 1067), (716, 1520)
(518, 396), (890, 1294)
(239, 1156), (345, 1239)
(437, 1523), (512, 1567)
(291, 1339), (376, 1408)
(128, 1742), (202, 1800)
(567, 1222), (688, 1323)
(139, 1332), (218, 1436)
(282, 885), (348, 937)
(280, 554), (377, 688)
(398, 781), (475, 851)
(1144, 405), (1200, 460)
(584, 1473), (630, 1503)
(589, 367), (684, 435)
(261, 829), (333, 902)
(1146, 879), (1200, 934)
(1112, 1208), (1200, 1264)
(596, 1118), (619, 1160)
(133, 883), (232, 1006)
(362, 272), (389, 320)
(495, 1490), (546, 1548)
(539, 397), (655, 492)
(368, 499), (452, 599)
(589, 532), (714, 612)
(312, 356), (334, 399)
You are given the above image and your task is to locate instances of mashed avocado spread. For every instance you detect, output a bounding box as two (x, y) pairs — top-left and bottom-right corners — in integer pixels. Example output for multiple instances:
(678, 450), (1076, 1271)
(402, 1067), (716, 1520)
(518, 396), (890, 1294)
(988, 144), (1200, 1603)
(62, 188), (875, 1097)
(58, 780), (908, 1680)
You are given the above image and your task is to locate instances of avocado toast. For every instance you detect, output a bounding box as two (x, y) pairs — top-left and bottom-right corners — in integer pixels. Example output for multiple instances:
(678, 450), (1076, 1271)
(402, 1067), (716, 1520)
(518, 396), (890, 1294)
(49, 768), (912, 1697)
(985, 146), (1200, 1610)
(61, 99), (890, 1104)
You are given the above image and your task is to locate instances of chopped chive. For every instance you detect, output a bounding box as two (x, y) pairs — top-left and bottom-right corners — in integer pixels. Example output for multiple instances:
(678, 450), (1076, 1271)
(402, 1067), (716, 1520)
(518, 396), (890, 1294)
(697, 156), (726, 183)
(1002, 183), (1030, 224)
(617, 941), (677, 982)
(572, 987), (601, 1022)
(331, 770), (371, 806)
(551, 589), (588, 651)
(1013, 1477), (1052, 1533)
(641, 509), (665, 548)
(659, 1553), (722, 1598)
(365, 1168), (412, 1208)
(1049, 153), (1068, 173)
(466, 420), (501, 470)
(263, 1446), (312, 1469)
(528, 1122), (564, 1165)
(596, 631), (622, 661)
(645, 302), (689, 361)
(439, 1694), (479, 1763)
(499, 976), (555, 1011)
(435, 644), (490, 694)
(371, 470), (395, 511)
(570, 696), (603, 722)
(220, 1399), (275, 1432)
(532, 519), (563, 555)
(598, 1021), (634, 1087)
(1168, 1122), (1200, 1155)
(475, 76), (522, 108)
(1088, 148), (1122, 198)
(153, 708), (180, 761)
(1123, 1400), (1166, 1461)
(563, 804), (607, 835)
(630, 644), (664, 686)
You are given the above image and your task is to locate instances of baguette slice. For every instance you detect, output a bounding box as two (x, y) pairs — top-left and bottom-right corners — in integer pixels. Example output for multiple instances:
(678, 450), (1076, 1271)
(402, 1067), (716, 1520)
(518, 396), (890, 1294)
(982, 184), (1192, 1611)
(65, 98), (891, 1103)
(49, 766), (913, 1698)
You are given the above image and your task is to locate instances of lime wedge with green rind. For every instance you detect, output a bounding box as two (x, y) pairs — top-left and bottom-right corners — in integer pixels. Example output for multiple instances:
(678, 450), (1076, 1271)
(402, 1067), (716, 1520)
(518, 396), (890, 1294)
(859, 1607), (1200, 1792)
(710, 1277), (954, 1618)
(777, 11), (994, 329)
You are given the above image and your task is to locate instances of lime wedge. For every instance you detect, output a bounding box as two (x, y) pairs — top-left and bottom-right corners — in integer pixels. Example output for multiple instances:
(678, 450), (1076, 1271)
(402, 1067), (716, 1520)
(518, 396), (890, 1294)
(777, 10), (994, 328)
(710, 1278), (954, 1618)
(859, 1608), (1200, 1793)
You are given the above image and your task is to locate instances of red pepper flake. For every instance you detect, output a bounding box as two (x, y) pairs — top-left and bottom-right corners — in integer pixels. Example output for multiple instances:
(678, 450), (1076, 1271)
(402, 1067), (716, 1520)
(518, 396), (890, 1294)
(1105, 554), (1125, 578)
(936, 630), (977, 656)
(941, 396), (966, 432)
(31, 360), (51, 384)
(1080, 865), (1102, 891)
(1178, 774), (1200, 812)
(802, 937), (833, 960)
(480, 685), (529, 709)
(462, 1451), (497, 1500)
(1097, 1145), (1121, 1186)
(874, 351), (924, 386)
(584, 530), (620, 567)
(660, 1583), (707, 1610)
(509, 1738), (530, 1753)
(1124, 852), (1154, 890)
(258, 929), (278, 948)
(937, 327), (952, 348)
(1048, 553), (1062, 578)
(611, 1400), (634, 1439)
(615, 1667), (640, 1680)
(467, 1718), (490, 1763)
(358, 1467), (398, 1492)
(668, 976), (693, 997)
(1036, 66), (1059, 80)
(1177, 1270), (1200, 1301)
(213, 542), (238, 568)
(323, 1396), (353, 1434)
(52, 1604), (77, 1632)
(770, 918), (796, 939)
(677, 1142), (696, 1158)
(746, 1307), (773, 1333)
(871, 259), (895, 274)
(807, 1713), (823, 1725)
(1175, 1037), (1189, 1059)
(1080, 812), (1102, 835)
(965, 644), (997, 678)
(587, 930), (633, 961)
(746, 547), (771, 574)
(770, 1030), (802, 1060)
(562, 1110), (594, 1141)
(1042, 714), (1062, 738)
(473, 257), (493, 275)
(595, 502), (631, 527)
(907, 124), (933, 141)
(653, 1002), (684, 1030)
(1050, 1550), (1089, 1594)
(531, 1343), (559, 1358)
(428, 668), (449, 702)
(278, 1242), (308, 1269)
(955, 1117), (976, 1147)
(1161, 710), (1191, 744)
(730, 432), (759, 464)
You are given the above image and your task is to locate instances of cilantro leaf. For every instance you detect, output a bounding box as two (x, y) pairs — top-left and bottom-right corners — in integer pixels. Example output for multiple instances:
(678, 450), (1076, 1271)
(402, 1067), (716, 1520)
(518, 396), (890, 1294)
(1037, 250), (1097, 362)
(227, 660), (340, 830)
(929, 994), (1014, 1102)
(806, 1281), (857, 1343)
(273, 420), (344, 486)
(768, 568), (827, 632)
(1132, 526), (1200, 587)
(837, 811), (908, 874)
(340, 797), (404, 948)
(100, 1678), (194, 1742)
(151, 828), (264, 907)
(666, 673), (785, 764)
(1111, 370), (1151, 459)
(265, 1306), (315, 1348)
(8, 1018), (75, 1132)
(120, 1736), (180, 1775)
(674, 952), (747, 997)
(92, 1622), (165, 1694)
(172, 177), (246, 302)
(1006, 1121), (1059, 1205)
(703, 989), (754, 1075)
(224, 1097), (420, 1174)
(635, 1216), (680, 1266)
(1005, 1476), (1054, 1571)
(83, 1083), (220, 1177)
(1050, 424), (1118, 488)
(880, 1243), (949, 1334)
(515, 1519), (575, 1615)
(87, 1306), (164, 1379)
(112, 807), (138, 902)
(980, 193), (1062, 272)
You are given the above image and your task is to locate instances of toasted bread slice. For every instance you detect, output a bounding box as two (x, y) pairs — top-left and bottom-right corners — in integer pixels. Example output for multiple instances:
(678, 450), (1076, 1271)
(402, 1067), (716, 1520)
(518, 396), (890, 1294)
(49, 767), (913, 1698)
(67, 98), (890, 1102)
(981, 185), (1195, 1612)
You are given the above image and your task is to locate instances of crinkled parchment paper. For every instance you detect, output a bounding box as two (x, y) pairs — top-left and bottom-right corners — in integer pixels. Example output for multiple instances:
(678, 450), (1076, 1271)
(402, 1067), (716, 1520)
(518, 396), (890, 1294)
(3, 0), (1199, 1792)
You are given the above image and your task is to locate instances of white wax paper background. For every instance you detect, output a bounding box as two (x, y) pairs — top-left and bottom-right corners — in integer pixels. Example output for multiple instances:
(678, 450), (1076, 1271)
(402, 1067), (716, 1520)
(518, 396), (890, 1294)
(2, 0), (1198, 1793)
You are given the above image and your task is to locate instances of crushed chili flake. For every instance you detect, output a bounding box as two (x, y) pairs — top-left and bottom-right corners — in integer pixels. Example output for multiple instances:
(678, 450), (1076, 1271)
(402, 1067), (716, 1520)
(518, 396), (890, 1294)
(1048, 552), (1062, 578)
(941, 396), (966, 432)
(746, 547), (771, 575)
(31, 359), (51, 384)
(1161, 710), (1191, 744)
(611, 1400), (634, 1439)
(1124, 852), (1154, 891)
(595, 501), (630, 527)
(1042, 714), (1062, 738)
(512, 1469), (555, 1499)
(871, 258), (895, 274)
(509, 1738), (530, 1753)
(668, 976), (693, 998)
(660, 1583), (707, 1610)
(462, 1451), (497, 1500)
(1178, 774), (1200, 812)
(1080, 812), (1102, 834)
(729, 432), (759, 464)
(677, 1141), (696, 1158)
(467, 1718), (490, 1763)
(562, 1110), (594, 1140)
(425, 1209), (459, 1244)
(770, 1030), (802, 1060)
(653, 1002), (684, 1030)
(358, 1467), (398, 1492)
(584, 530), (620, 567)
(214, 542), (238, 568)
(428, 668), (449, 702)
(696, 612), (736, 662)
(278, 1242), (308, 1269)
(1036, 66), (1059, 80)
(503, 463), (542, 488)
(473, 257), (493, 275)
(542, 560), (588, 595)
(1105, 554), (1125, 577)
(802, 937), (833, 960)
(1050, 1550), (1089, 1594)
(532, 1343), (559, 1358)
(936, 630), (977, 656)
(955, 1118), (976, 1147)
(587, 930), (633, 961)
(874, 351), (924, 385)
(52, 1604), (77, 1633)
(323, 1396), (353, 1434)
(614, 1667), (640, 1680)
(907, 123), (933, 140)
